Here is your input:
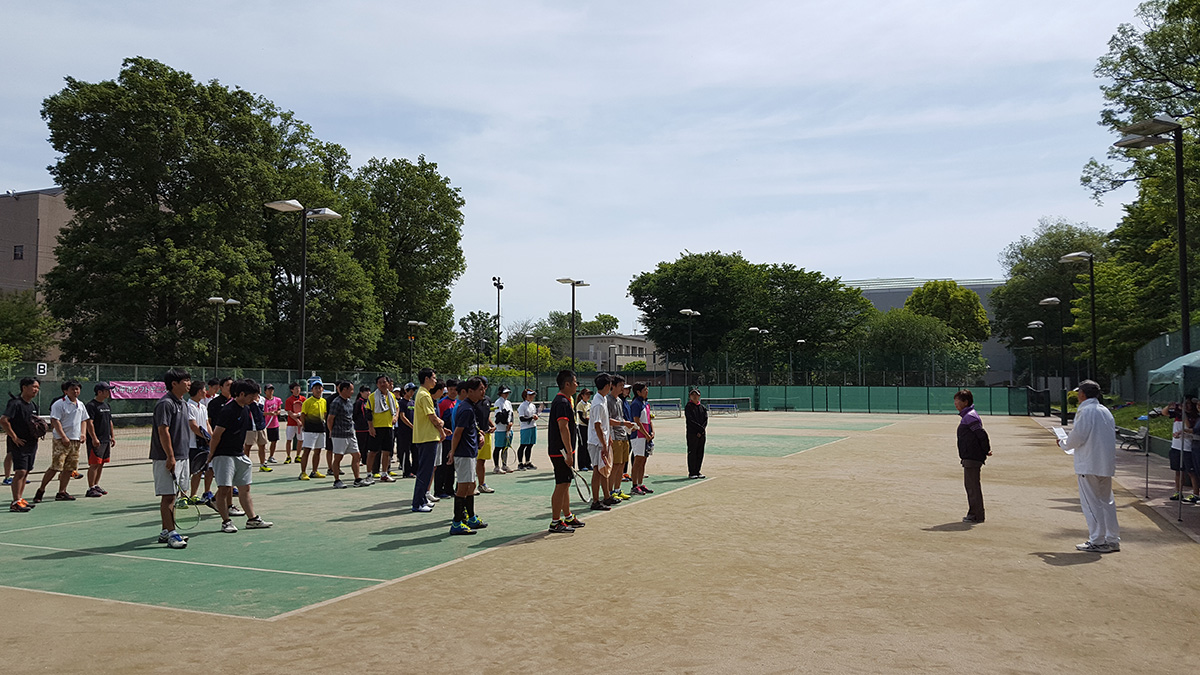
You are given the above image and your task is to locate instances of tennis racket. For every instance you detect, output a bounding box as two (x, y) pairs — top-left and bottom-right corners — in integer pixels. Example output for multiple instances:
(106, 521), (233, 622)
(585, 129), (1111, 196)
(566, 453), (590, 503)
(172, 472), (200, 530)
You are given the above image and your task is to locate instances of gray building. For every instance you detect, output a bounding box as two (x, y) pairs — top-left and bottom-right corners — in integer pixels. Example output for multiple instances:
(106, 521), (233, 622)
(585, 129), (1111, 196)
(843, 277), (1014, 386)
(573, 334), (663, 372)
(0, 187), (72, 294)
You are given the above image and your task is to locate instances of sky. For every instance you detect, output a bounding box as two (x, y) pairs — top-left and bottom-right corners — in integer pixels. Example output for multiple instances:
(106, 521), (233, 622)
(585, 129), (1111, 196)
(0, 0), (1143, 335)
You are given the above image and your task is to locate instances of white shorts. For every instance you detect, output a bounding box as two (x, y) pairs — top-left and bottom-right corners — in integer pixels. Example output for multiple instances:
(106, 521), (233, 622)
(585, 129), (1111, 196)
(332, 436), (359, 455)
(588, 443), (608, 469)
(302, 431), (326, 450)
(152, 458), (190, 496)
(454, 456), (475, 484)
(286, 426), (302, 441)
(211, 454), (253, 487)
(631, 437), (648, 457)
(245, 429), (268, 447)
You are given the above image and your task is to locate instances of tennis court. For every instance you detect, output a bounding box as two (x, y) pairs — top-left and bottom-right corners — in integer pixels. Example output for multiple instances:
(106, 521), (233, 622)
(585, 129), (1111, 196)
(3, 411), (1198, 672)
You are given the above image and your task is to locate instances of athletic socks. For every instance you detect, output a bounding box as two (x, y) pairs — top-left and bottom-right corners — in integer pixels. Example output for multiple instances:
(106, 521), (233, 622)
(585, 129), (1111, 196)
(454, 496), (467, 523)
(466, 495), (475, 518)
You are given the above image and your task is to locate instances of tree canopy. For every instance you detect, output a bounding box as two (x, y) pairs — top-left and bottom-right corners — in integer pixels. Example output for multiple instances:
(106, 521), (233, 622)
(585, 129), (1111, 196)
(904, 280), (991, 343)
(0, 291), (58, 360)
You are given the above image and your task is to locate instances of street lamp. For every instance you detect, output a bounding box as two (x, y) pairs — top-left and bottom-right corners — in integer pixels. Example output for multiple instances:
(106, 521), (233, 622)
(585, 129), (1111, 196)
(556, 278), (589, 371)
(406, 320), (427, 383)
(265, 199), (342, 379)
(207, 296), (240, 372)
(679, 309), (701, 387)
(523, 333), (532, 391)
(492, 276), (503, 368)
(1040, 296), (1068, 425)
(1027, 321), (1045, 389)
(1059, 251), (1097, 379)
(791, 339), (805, 386)
(1116, 115), (1189, 356)
(748, 327), (768, 385)
(1021, 335), (1035, 387)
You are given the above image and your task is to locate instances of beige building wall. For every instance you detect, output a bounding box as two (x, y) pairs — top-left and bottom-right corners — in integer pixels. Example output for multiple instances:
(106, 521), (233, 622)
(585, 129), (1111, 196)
(0, 187), (72, 295)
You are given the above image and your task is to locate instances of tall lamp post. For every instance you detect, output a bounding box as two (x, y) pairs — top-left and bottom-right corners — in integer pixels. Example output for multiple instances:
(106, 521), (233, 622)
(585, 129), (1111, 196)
(492, 276), (503, 368)
(207, 296), (240, 372)
(533, 335), (542, 397)
(791, 339), (805, 386)
(265, 199), (342, 379)
(1040, 297), (1067, 425)
(748, 327), (768, 385)
(1021, 335), (1036, 387)
(1027, 321), (1045, 389)
(1059, 251), (1097, 379)
(406, 320), (427, 383)
(523, 333), (531, 391)
(679, 309), (700, 387)
(1116, 115), (1189, 356)
(556, 278), (588, 371)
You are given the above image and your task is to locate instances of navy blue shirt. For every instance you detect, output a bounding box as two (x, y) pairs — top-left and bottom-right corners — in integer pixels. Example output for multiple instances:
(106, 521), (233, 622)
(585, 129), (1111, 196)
(453, 401), (479, 458)
(212, 400), (250, 457)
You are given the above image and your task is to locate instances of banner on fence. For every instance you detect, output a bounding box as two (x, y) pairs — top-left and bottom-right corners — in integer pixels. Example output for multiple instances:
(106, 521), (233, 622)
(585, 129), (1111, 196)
(109, 381), (167, 400)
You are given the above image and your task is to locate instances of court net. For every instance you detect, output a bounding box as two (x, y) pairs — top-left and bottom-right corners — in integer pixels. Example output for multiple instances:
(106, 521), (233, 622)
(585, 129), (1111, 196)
(648, 398), (681, 418)
(705, 397), (751, 416)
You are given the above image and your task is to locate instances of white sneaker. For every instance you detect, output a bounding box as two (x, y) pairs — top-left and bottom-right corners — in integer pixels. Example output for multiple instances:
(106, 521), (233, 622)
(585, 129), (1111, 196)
(158, 529), (189, 544)
(333, 480), (346, 489)
(246, 516), (273, 529)
(426, 492), (440, 503)
(228, 505), (245, 517)
(479, 484), (495, 493)
(166, 532), (188, 549)
(221, 520), (238, 533)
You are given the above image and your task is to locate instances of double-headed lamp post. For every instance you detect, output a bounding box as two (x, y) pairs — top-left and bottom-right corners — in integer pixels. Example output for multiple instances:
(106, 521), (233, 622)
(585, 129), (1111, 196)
(1116, 115), (1189, 356)
(406, 320), (427, 383)
(679, 309), (701, 387)
(264, 199), (342, 379)
(492, 276), (503, 368)
(1021, 335), (1035, 387)
(1027, 321), (1045, 389)
(556, 278), (589, 371)
(1059, 251), (1098, 379)
(207, 297), (240, 372)
(1040, 296), (1068, 425)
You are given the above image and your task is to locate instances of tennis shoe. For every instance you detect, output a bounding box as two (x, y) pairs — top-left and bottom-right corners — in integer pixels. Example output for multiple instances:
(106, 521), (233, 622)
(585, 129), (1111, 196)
(426, 492), (439, 502)
(220, 520), (238, 533)
(158, 529), (190, 544)
(548, 520), (574, 533)
(1172, 492), (1183, 500)
(1188, 495), (1200, 504)
(232, 487), (239, 495)
(353, 478), (370, 487)
(388, 470), (400, 477)
(333, 480), (347, 489)
(55, 492), (76, 501)
(259, 465), (273, 473)
(449, 521), (475, 535)
(465, 515), (488, 529)
(9, 500), (30, 513)
(641, 485), (653, 494)
(298, 473), (310, 480)
(95, 486), (108, 495)
(267, 457), (278, 464)
(1, 477), (11, 486)
(246, 516), (273, 529)
(623, 473), (632, 482)
(526, 463), (537, 470)
(565, 515), (586, 528)
(615, 491), (631, 500)
(479, 484), (494, 494)
(167, 532), (188, 549)
(502, 465), (513, 473)
(85, 486), (103, 498)
(412, 504), (433, 513)
(1075, 541), (1110, 552)
(602, 496), (620, 506)
(71, 471), (83, 480)
(33, 489), (45, 503)
(309, 471), (326, 479)
(201, 491), (214, 501)
(283, 457), (292, 464)
(228, 505), (245, 516)
(590, 501), (611, 511)
(378, 474), (395, 483)
(372, 473), (381, 479)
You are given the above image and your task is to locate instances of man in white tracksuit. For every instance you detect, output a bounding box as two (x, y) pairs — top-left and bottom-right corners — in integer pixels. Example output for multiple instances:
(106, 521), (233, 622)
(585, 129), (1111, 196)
(1058, 380), (1120, 553)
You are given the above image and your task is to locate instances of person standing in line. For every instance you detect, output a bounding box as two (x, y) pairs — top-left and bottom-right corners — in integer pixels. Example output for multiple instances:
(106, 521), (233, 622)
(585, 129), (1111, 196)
(684, 389), (708, 479)
(298, 380), (328, 480)
(283, 382), (306, 464)
(1058, 380), (1120, 553)
(353, 385), (373, 481)
(588, 373), (615, 511)
(574, 388), (592, 471)
(516, 389), (540, 470)
(207, 377), (232, 422)
(367, 375), (397, 481)
(493, 386), (514, 473)
(953, 389), (990, 523)
(606, 376), (633, 502)
(1, 377), (43, 512)
(186, 380), (214, 504)
(447, 376), (489, 535)
(396, 383), (417, 479)
(205, 379), (273, 534)
(628, 383), (654, 495)
(35, 380), (90, 503)
(547, 370), (585, 533)
(84, 383), (115, 498)
(149, 369), (192, 549)
(474, 376), (496, 494)
(434, 380), (457, 499)
(244, 391), (272, 473)
(411, 367), (447, 513)
(327, 381), (369, 489)
(1168, 402), (1193, 501)
(262, 385), (283, 464)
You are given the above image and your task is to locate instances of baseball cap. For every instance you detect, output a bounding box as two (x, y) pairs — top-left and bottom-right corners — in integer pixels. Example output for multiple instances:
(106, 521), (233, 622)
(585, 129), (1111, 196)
(404, 382), (418, 391)
(264, 384), (275, 390)
(498, 385), (511, 395)
(94, 382), (111, 393)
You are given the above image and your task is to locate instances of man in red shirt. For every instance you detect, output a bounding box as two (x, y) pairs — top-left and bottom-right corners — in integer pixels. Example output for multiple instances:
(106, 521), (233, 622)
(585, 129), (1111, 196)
(283, 383), (305, 464)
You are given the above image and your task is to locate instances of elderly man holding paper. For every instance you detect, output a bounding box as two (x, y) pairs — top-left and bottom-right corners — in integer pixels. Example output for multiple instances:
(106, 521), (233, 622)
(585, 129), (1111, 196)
(1058, 380), (1120, 553)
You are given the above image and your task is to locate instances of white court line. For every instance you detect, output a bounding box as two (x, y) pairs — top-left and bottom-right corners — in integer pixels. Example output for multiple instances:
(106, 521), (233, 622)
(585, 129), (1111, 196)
(267, 477), (712, 622)
(783, 436), (851, 458)
(0, 511), (147, 536)
(0, 541), (386, 583)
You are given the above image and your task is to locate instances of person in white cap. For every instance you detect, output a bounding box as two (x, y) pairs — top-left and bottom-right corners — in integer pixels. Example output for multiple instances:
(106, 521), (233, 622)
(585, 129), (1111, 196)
(1058, 380), (1119, 553)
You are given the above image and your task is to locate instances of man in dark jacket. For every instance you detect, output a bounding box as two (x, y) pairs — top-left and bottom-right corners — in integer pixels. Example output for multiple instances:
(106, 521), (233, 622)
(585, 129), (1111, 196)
(684, 389), (708, 479)
(954, 389), (991, 523)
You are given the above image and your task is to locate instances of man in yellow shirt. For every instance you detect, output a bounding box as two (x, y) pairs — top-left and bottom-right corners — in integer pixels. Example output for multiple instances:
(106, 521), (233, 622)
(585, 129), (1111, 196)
(367, 375), (398, 483)
(411, 367), (445, 512)
(299, 380), (328, 480)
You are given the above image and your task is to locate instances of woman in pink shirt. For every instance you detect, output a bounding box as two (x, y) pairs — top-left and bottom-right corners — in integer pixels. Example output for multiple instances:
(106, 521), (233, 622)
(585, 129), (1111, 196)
(263, 384), (284, 463)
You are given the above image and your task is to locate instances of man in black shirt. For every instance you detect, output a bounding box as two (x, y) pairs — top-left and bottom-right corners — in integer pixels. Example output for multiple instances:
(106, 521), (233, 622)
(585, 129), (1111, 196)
(207, 377), (232, 421)
(684, 389), (708, 479)
(547, 370), (584, 533)
(84, 382), (115, 498)
(1, 377), (42, 512)
(206, 379), (273, 534)
(474, 377), (496, 494)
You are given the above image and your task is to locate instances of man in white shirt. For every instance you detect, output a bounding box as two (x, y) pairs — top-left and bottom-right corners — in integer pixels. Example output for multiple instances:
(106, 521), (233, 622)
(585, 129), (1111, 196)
(1058, 380), (1120, 553)
(588, 373), (615, 510)
(35, 380), (90, 503)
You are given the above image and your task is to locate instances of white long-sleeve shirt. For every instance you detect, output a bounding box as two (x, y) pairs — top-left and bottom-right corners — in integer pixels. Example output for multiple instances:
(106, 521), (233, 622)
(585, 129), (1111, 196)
(1060, 397), (1116, 477)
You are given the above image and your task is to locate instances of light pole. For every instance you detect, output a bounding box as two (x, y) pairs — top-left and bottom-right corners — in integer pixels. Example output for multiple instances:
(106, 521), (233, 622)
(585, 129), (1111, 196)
(1116, 115), (1189, 356)
(207, 296), (240, 372)
(406, 320), (427, 383)
(1059, 251), (1098, 379)
(523, 333), (531, 391)
(679, 309), (700, 387)
(533, 335), (542, 397)
(1041, 297), (1067, 424)
(748, 327), (768, 385)
(1027, 321), (1045, 389)
(556, 278), (589, 371)
(265, 199), (342, 379)
(791, 339), (805, 386)
(492, 276), (503, 368)
(1021, 335), (1035, 387)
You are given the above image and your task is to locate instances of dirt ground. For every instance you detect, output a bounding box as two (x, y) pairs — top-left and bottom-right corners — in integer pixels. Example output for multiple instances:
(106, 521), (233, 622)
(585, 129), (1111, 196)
(3, 413), (1197, 673)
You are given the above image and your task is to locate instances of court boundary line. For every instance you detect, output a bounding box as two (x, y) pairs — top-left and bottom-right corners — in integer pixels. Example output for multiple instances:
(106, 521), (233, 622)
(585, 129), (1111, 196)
(783, 436), (851, 457)
(0, 511), (150, 536)
(266, 477), (711, 622)
(0, 583), (260, 621)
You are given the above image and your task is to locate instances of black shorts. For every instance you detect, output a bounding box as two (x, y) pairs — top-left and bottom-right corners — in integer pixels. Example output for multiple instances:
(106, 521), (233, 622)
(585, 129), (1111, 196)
(267, 427), (279, 443)
(549, 454), (572, 484)
(373, 427), (394, 454)
(1185, 451), (1198, 474)
(7, 441), (37, 472)
(1171, 449), (1182, 471)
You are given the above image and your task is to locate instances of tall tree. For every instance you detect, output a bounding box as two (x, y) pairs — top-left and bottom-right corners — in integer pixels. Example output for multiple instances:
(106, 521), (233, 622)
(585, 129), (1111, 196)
(904, 280), (991, 343)
(459, 311), (497, 359)
(0, 291), (59, 360)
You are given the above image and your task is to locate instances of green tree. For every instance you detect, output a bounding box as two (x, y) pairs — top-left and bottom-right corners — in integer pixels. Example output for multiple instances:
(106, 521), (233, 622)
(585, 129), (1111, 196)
(0, 290), (59, 360)
(0, 341), (20, 363)
(904, 280), (991, 343)
(459, 311), (497, 360)
(622, 360), (647, 372)
(580, 313), (620, 335)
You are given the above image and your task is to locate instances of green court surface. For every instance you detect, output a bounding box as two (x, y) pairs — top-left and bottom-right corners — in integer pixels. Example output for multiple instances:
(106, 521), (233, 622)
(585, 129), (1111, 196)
(650, 431), (847, 457)
(0, 463), (693, 619)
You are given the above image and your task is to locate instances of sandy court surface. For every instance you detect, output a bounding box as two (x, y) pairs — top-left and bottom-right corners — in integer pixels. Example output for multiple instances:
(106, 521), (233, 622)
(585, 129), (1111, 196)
(3, 412), (1198, 673)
